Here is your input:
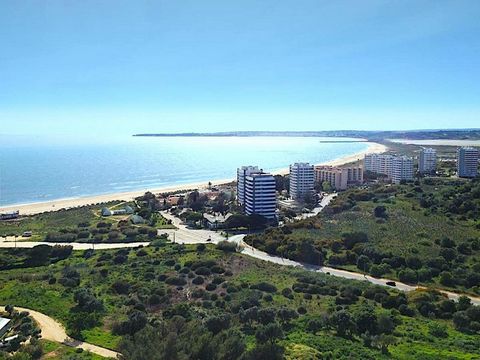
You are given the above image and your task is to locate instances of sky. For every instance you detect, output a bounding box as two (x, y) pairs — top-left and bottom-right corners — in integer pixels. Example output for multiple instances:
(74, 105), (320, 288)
(1, 0), (480, 137)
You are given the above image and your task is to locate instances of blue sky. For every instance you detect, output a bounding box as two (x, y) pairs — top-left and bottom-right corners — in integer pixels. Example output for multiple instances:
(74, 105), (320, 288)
(1, 0), (479, 137)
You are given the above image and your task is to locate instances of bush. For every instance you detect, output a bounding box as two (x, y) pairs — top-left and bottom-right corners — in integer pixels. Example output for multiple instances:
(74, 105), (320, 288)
(195, 267), (212, 276)
(206, 283), (217, 291)
(282, 288), (294, 299)
(216, 241), (238, 252)
(398, 269), (417, 284)
(165, 277), (187, 286)
(112, 280), (131, 295)
(250, 282), (277, 293)
(192, 276), (205, 285)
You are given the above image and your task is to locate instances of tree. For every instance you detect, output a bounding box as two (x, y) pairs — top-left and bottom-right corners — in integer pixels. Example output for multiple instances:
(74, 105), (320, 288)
(398, 269), (417, 284)
(276, 307), (298, 327)
(255, 323), (284, 345)
(377, 313), (395, 335)
(73, 288), (104, 312)
(330, 310), (356, 337)
(457, 296), (472, 311)
(374, 205), (387, 219)
(453, 311), (471, 332)
(439, 271), (455, 286)
(354, 303), (377, 334)
(205, 314), (231, 335)
(357, 255), (371, 272)
(440, 248), (457, 262)
(405, 256), (422, 270)
(27, 244), (52, 266)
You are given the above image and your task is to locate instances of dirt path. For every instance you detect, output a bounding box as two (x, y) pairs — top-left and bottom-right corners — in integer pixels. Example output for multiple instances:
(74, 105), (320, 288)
(1, 305), (119, 359)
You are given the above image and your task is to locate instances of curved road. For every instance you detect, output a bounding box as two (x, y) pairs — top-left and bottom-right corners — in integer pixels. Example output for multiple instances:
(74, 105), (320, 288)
(0, 305), (119, 359)
(0, 192), (479, 354)
(158, 201), (480, 306)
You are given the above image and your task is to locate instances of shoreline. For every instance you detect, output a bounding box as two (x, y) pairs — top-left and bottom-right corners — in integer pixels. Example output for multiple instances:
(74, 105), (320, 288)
(0, 142), (387, 215)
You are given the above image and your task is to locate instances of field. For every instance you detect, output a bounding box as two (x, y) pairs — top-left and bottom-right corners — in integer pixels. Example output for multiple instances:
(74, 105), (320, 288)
(246, 177), (480, 297)
(0, 240), (479, 359)
(0, 201), (171, 244)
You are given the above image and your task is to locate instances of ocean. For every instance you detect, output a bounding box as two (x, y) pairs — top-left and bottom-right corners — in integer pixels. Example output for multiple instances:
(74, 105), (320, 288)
(0, 136), (368, 206)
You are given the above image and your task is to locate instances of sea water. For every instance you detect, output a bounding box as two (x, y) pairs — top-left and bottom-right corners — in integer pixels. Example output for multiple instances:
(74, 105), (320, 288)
(0, 136), (367, 206)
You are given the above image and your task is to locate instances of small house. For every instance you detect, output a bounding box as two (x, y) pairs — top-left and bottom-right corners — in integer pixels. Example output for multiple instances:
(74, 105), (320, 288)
(0, 317), (11, 338)
(0, 211), (19, 221)
(203, 213), (233, 230)
(101, 207), (112, 217)
(130, 215), (145, 224)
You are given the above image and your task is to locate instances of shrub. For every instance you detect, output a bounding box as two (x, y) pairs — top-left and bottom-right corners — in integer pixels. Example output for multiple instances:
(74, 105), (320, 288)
(206, 283), (217, 291)
(216, 241), (237, 252)
(165, 277), (187, 286)
(195, 267), (212, 276)
(282, 288), (294, 299)
(251, 282), (277, 293)
(112, 280), (131, 295)
(192, 276), (205, 285)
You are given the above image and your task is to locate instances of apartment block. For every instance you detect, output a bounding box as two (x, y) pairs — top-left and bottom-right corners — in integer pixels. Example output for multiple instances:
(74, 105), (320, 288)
(289, 162), (315, 200)
(419, 148), (437, 174)
(457, 147), (479, 178)
(244, 172), (277, 219)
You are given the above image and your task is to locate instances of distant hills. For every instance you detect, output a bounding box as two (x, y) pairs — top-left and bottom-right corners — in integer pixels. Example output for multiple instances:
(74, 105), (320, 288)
(133, 129), (480, 140)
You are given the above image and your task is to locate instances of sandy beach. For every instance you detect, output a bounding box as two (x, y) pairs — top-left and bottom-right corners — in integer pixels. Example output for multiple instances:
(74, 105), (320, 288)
(0, 141), (387, 216)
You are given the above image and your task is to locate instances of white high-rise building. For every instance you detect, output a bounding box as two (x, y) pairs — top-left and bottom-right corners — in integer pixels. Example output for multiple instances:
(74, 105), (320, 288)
(392, 156), (414, 184)
(289, 163), (314, 200)
(237, 166), (260, 206)
(418, 148), (437, 174)
(244, 172), (277, 219)
(364, 154), (394, 177)
(364, 153), (413, 183)
(457, 147), (479, 178)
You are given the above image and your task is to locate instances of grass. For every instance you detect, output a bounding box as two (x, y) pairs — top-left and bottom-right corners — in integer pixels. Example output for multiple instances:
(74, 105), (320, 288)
(0, 240), (479, 358)
(0, 204), (115, 239)
(41, 340), (110, 359)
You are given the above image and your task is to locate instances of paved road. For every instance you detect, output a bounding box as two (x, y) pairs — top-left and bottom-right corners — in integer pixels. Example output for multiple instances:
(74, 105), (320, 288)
(0, 237), (149, 250)
(295, 193), (337, 220)
(159, 211), (227, 244)
(0, 305), (119, 359)
(160, 203), (480, 306)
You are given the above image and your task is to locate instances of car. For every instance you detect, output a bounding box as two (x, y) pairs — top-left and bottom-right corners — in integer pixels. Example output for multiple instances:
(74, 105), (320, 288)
(386, 281), (396, 287)
(22, 231), (32, 237)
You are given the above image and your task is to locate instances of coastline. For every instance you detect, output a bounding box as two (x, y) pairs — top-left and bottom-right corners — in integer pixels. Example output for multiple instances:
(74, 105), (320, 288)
(0, 142), (387, 216)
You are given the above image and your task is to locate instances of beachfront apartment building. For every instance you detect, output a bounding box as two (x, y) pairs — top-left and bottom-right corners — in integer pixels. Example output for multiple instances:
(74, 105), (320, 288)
(364, 153), (394, 177)
(364, 153), (413, 184)
(457, 147), (479, 178)
(419, 148), (437, 174)
(289, 162), (315, 200)
(315, 165), (363, 190)
(391, 156), (414, 184)
(237, 166), (260, 206)
(244, 172), (277, 219)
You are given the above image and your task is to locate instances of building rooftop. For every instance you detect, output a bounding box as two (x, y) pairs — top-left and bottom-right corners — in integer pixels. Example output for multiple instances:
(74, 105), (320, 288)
(203, 213), (233, 223)
(0, 317), (11, 331)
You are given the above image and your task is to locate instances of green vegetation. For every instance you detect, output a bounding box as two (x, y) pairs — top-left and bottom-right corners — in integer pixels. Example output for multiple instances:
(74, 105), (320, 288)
(0, 205), (105, 241)
(40, 340), (108, 360)
(0, 238), (479, 359)
(245, 178), (480, 296)
(0, 202), (163, 244)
